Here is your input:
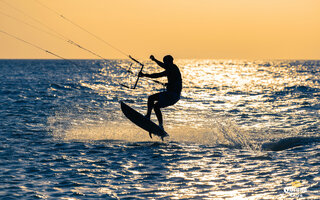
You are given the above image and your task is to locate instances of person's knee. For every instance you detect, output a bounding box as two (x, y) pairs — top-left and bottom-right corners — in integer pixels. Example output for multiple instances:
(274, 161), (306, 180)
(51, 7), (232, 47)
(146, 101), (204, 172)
(148, 95), (156, 102)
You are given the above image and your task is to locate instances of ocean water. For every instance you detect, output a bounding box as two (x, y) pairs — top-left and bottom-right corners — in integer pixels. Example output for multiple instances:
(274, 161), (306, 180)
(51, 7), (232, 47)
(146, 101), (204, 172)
(0, 59), (319, 199)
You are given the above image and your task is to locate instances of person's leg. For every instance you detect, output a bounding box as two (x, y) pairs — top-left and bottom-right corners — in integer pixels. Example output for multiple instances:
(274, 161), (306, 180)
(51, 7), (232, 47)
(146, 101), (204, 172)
(146, 93), (160, 119)
(154, 103), (163, 128)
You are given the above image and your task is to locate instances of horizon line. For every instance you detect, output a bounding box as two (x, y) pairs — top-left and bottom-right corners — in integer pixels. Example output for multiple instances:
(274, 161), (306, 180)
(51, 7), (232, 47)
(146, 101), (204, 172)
(1, 57), (320, 61)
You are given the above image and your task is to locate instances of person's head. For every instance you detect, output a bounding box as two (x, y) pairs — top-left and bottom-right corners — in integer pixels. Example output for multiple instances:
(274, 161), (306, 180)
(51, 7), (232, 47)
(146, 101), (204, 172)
(163, 55), (174, 65)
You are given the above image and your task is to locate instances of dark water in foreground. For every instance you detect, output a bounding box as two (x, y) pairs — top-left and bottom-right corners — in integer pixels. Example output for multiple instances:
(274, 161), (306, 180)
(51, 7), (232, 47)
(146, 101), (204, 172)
(1, 59), (319, 199)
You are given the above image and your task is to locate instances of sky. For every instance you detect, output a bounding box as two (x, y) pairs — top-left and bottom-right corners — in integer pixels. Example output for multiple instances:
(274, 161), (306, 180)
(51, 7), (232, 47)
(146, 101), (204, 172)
(0, 0), (320, 59)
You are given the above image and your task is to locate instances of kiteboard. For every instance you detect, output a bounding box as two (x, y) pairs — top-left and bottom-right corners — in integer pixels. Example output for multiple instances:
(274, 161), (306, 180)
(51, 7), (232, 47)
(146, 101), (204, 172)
(120, 101), (169, 140)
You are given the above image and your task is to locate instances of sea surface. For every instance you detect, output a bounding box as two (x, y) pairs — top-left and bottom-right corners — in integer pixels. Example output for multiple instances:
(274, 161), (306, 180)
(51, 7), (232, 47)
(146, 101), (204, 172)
(1, 59), (319, 199)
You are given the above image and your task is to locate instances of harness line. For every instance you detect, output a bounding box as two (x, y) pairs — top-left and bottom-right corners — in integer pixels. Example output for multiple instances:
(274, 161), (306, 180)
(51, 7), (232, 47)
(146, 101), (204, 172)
(0, 0), (166, 88)
(0, 29), (78, 67)
(34, 0), (151, 88)
(0, 0), (109, 62)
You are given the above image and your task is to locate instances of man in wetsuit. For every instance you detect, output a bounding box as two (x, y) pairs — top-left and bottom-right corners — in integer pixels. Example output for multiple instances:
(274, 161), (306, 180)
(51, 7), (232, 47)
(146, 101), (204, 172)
(139, 55), (182, 135)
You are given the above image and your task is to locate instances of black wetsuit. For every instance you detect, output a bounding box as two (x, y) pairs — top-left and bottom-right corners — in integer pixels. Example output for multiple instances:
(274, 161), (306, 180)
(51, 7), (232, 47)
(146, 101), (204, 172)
(165, 64), (182, 94)
(149, 63), (182, 108)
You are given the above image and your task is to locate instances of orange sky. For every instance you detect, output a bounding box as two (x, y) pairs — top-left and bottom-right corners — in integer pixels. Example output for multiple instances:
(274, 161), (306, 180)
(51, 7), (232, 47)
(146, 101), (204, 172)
(0, 0), (319, 59)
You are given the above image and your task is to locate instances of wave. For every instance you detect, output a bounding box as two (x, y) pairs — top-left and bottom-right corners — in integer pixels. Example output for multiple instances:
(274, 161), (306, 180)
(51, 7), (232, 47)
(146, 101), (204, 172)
(275, 85), (320, 96)
(261, 136), (320, 151)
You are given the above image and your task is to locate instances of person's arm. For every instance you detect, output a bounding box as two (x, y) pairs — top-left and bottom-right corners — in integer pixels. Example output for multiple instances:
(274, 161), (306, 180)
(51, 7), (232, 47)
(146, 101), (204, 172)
(140, 71), (167, 78)
(150, 55), (165, 69)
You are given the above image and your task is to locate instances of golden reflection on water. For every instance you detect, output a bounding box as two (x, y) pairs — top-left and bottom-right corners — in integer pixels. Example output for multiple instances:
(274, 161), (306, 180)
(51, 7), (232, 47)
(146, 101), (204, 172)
(180, 60), (308, 95)
(46, 59), (320, 199)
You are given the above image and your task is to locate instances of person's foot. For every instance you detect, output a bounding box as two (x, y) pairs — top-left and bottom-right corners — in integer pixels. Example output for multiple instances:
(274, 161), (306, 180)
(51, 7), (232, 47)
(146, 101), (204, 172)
(145, 114), (151, 120)
(149, 132), (153, 139)
(159, 124), (164, 130)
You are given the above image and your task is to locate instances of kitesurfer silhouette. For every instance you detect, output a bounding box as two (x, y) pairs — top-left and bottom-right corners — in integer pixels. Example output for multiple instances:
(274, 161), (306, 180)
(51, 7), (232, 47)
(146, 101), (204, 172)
(139, 55), (182, 137)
